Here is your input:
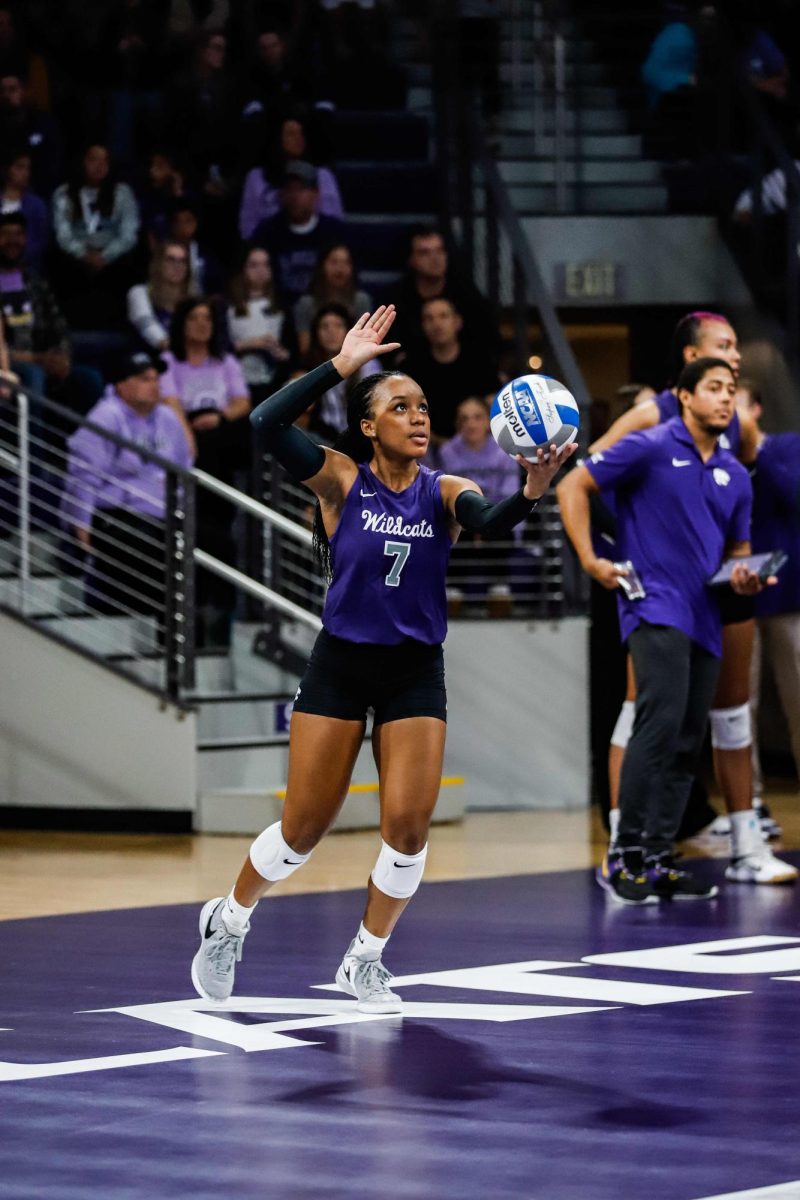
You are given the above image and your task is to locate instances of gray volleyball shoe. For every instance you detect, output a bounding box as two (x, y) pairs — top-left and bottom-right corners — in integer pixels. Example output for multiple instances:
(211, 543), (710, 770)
(191, 897), (249, 1001)
(335, 939), (403, 1014)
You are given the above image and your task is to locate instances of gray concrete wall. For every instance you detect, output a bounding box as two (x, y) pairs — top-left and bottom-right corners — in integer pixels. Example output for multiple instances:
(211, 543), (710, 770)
(443, 617), (590, 810)
(0, 613), (196, 812)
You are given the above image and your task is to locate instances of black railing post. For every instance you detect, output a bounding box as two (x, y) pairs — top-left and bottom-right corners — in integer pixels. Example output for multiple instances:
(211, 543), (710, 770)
(512, 256), (528, 374)
(486, 178), (499, 307)
(164, 470), (195, 702)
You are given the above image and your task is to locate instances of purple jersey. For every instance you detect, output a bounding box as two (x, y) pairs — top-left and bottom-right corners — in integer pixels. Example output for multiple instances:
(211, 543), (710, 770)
(323, 463), (452, 645)
(586, 417), (752, 657)
(654, 387), (742, 457)
(752, 433), (800, 618)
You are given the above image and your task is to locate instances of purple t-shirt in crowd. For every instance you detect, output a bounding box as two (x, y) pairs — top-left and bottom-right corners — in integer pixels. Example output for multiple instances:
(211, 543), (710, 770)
(60, 392), (193, 528)
(586, 417), (752, 657)
(323, 463), (452, 646)
(752, 432), (800, 619)
(160, 352), (248, 414)
(654, 387), (742, 457)
(438, 434), (521, 502)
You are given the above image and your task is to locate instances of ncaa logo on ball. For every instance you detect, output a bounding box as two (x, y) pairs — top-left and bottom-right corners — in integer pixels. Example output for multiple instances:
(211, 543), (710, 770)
(490, 373), (580, 462)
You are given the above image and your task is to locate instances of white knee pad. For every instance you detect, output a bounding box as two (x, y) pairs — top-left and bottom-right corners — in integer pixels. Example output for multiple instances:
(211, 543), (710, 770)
(710, 704), (752, 751)
(610, 700), (635, 749)
(249, 821), (312, 882)
(371, 840), (428, 900)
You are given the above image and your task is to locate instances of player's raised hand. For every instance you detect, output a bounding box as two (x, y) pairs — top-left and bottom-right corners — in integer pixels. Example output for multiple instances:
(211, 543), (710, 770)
(335, 306), (401, 376)
(516, 442), (578, 500)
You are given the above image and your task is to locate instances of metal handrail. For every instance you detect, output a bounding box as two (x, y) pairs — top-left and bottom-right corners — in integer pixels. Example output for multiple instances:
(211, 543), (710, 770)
(0, 382), (323, 702)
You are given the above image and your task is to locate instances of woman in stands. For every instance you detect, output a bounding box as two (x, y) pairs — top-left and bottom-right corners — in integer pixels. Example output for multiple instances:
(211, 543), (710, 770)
(294, 242), (372, 357)
(226, 245), (296, 406)
(127, 239), (194, 352)
(298, 302), (381, 441)
(51, 142), (141, 329)
(191, 305), (574, 1012)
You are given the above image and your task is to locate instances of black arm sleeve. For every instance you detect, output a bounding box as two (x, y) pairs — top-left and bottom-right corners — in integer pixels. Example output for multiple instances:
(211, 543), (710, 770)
(454, 488), (539, 535)
(249, 361), (342, 481)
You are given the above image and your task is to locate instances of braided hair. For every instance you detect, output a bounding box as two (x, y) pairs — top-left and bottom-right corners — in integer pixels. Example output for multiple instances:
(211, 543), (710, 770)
(311, 370), (405, 579)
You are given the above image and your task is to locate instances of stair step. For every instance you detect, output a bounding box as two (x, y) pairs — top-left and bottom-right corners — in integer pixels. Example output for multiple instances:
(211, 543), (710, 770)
(501, 132), (643, 158)
(480, 183), (668, 214)
(501, 108), (630, 133)
(499, 158), (663, 184)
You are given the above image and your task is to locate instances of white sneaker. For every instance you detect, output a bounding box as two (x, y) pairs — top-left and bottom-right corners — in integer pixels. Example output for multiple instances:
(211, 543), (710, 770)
(725, 848), (798, 885)
(191, 897), (249, 1001)
(335, 940), (403, 1014)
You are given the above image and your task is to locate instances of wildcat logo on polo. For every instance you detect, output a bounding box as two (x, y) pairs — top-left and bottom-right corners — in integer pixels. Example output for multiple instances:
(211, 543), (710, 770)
(713, 467), (731, 487)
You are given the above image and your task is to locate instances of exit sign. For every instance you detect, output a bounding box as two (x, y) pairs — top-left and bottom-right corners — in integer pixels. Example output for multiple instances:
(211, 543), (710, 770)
(554, 261), (624, 302)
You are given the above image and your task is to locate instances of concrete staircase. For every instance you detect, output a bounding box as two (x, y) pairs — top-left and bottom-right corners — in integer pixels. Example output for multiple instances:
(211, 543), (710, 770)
(391, 11), (669, 216)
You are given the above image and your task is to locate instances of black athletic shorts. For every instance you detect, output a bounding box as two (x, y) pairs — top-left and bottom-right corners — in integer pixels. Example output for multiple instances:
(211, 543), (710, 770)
(292, 629), (447, 725)
(717, 589), (755, 626)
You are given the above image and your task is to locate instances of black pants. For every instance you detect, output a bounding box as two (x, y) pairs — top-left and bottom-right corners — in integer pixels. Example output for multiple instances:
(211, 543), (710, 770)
(87, 507), (166, 618)
(618, 623), (720, 855)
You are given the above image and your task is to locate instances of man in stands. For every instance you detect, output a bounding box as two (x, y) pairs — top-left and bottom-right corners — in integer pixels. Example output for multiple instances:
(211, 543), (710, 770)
(0, 211), (103, 424)
(60, 350), (193, 619)
(252, 161), (347, 304)
(389, 225), (498, 360)
(401, 297), (500, 444)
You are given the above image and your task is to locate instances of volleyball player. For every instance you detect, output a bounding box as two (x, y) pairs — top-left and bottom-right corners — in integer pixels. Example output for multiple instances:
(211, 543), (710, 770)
(191, 305), (574, 1012)
(583, 311), (795, 884)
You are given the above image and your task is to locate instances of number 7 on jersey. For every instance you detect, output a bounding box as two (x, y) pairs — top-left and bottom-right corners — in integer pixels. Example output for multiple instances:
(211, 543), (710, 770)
(383, 540), (410, 587)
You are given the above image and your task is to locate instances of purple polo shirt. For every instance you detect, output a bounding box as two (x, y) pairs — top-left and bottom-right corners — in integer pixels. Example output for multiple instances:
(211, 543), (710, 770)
(751, 433), (800, 618)
(654, 387), (742, 457)
(60, 392), (193, 529)
(585, 417), (752, 656)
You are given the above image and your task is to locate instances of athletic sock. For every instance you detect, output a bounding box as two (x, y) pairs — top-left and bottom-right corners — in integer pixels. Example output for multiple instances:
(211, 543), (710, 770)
(223, 892), (256, 932)
(351, 921), (389, 960)
(608, 808), (620, 849)
(729, 809), (762, 859)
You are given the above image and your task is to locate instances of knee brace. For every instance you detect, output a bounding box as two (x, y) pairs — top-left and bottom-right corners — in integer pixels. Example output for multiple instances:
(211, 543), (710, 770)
(710, 703), (752, 751)
(610, 700), (635, 749)
(249, 821), (312, 882)
(371, 840), (428, 900)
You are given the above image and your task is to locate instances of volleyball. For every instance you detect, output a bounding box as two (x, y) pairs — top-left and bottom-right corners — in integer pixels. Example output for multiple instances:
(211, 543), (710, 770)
(490, 374), (580, 461)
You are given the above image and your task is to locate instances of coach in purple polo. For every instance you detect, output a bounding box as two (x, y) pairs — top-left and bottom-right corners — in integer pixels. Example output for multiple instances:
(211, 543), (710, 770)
(559, 357), (768, 904)
(60, 350), (194, 615)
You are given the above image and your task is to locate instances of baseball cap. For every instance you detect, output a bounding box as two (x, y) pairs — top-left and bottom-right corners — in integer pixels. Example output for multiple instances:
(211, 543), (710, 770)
(282, 160), (318, 188)
(112, 350), (167, 383)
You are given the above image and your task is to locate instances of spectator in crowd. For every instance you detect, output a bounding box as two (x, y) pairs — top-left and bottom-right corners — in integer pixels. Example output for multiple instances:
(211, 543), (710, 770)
(732, 151), (800, 225)
(440, 395), (522, 617)
(238, 26), (311, 154)
(0, 71), (63, 196)
(297, 301), (380, 441)
(736, 379), (800, 817)
(226, 244), (296, 404)
(401, 297), (500, 444)
(293, 242), (372, 357)
(389, 225), (498, 360)
(640, 4), (702, 160)
(127, 239), (195, 352)
(165, 29), (238, 220)
(59, 349), (193, 619)
(160, 297), (251, 647)
(0, 211), (103, 421)
(0, 149), (48, 267)
(137, 148), (193, 246)
(51, 142), (141, 329)
(252, 160), (347, 304)
(92, 0), (170, 167)
(239, 114), (343, 239)
(167, 198), (223, 296)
